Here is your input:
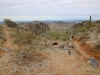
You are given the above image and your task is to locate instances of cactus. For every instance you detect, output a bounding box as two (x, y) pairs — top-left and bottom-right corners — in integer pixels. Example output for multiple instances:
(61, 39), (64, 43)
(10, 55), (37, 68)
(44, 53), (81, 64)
(89, 16), (92, 26)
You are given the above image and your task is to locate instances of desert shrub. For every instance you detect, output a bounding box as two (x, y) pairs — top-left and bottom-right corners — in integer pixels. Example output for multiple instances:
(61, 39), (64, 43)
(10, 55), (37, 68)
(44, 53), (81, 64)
(93, 40), (100, 50)
(43, 30), (68, 41)
(0, 25), (3, 35)
(12, 49), (36, 65)
(86, 23), (96, 29)
(84, 32), (89, 36)
(0, 25), (2, 30)
(14, 32), (35, 44)
(48, 31), (62, 39)
(3, 18), (17, 28)
(78, 33), (86, 41)
(75, 22), (96, 33)
(96, 28), (100, 33)
(76, 27), (87, 32)
(9, 28), (19, 38)
(78, 32), (89, 41)
(10, 28), (18, 32)
(0, 26), (6, 41)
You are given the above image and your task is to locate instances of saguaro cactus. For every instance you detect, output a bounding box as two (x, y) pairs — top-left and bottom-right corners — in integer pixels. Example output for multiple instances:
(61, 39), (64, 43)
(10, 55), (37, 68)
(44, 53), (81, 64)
(89, 16), (92, 26)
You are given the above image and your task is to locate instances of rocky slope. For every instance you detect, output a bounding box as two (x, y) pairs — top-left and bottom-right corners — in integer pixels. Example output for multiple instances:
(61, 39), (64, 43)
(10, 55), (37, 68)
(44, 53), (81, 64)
(0, 22), (100, 75)
(73, 20), (100, 48)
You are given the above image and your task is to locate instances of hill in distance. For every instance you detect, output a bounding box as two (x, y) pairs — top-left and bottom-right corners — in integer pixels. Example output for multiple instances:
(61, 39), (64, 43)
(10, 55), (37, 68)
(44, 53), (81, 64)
(0, 19), (91, 24)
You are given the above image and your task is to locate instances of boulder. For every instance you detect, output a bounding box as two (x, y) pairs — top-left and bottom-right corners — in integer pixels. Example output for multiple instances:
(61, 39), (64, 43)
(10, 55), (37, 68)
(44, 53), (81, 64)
(28, 22), (50, 35)
(87, 57), (99, 67)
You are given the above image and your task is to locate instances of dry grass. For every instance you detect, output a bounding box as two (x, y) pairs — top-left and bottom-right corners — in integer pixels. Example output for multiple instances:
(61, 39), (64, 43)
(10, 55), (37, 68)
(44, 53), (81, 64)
(93, 40), (100, 50)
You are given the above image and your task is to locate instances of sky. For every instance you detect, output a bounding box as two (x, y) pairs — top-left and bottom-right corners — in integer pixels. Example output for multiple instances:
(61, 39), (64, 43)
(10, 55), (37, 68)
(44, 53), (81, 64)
(0, 0), (100, 21)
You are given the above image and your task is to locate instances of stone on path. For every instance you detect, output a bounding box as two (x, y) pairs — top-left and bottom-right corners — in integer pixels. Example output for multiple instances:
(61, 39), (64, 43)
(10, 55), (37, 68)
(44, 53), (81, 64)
(87, 57), (99, 67)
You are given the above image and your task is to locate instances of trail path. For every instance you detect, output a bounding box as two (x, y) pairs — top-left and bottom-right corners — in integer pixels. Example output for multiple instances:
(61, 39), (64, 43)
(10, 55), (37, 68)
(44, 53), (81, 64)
(73, 41), (90, 58)
(73, 38), (100, 63)
(2, 25), (18, 50)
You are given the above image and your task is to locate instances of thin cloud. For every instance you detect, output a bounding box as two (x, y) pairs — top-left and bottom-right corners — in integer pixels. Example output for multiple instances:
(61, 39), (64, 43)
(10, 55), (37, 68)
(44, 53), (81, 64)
(0, 0), (100, 21)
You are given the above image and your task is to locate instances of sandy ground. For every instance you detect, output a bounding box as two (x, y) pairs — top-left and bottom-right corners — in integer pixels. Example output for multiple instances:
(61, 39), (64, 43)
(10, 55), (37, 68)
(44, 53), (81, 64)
(0, 47), (100, 75)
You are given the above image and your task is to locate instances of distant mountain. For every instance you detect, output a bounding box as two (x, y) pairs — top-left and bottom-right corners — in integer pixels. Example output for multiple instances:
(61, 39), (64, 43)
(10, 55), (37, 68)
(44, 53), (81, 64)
(0, 19), (97, 24)
(48, 22), (77, 30)
(63, 19), (86, 22)
(36, 19), (86, 23)
(0, 21), (4, 24)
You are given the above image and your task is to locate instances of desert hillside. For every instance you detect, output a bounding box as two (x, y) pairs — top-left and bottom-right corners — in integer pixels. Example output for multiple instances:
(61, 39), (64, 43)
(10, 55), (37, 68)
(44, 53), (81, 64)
(48, 22), (76, 30)
(0, 20), (100, 75)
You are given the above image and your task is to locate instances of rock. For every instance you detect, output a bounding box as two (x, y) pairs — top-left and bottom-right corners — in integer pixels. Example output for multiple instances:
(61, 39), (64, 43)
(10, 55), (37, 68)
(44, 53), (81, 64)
(0, 35), (5, 38)
(3, 48), (11, 52)
(0, 35), (6, 41)
(59, 45), (64, 48)
(73, 21), (89, 29)
(28, 22), (50, 35)
(0, 47), (11, 52)
(14, 68), (18, 72)
(58, 45), (67, 50)
(87, 57), (99, 67)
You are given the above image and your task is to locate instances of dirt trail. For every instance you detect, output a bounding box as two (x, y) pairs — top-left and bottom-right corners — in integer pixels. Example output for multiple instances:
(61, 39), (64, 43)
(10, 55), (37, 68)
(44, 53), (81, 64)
(2, 25), (18, 50)
(73, 41), (90, 58)
(1, 47), (100, 75)
(73, 38), (100, 63)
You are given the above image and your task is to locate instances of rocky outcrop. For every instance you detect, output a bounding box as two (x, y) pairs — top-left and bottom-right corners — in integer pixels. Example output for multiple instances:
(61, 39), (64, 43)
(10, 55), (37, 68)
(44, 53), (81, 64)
(73, 20), (100, 29)
(73, 21), (89, 29)
(28, 22), (50, 35)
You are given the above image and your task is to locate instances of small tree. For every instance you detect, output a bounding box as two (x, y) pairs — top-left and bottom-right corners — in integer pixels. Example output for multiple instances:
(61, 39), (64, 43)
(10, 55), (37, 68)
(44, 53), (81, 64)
(3, 18), (17, 28)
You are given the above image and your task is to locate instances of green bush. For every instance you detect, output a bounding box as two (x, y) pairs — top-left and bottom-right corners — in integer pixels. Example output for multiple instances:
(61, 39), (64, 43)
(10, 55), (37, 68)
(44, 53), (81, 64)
(0, 25), (3, 35)
(75, 22), (96, 33)
(14, 32), (35, 44)
(3, 18), (17, 28)
(43, 30), (68, 41)
(86, 23), (96, 29)
(76, 27), (87, 32)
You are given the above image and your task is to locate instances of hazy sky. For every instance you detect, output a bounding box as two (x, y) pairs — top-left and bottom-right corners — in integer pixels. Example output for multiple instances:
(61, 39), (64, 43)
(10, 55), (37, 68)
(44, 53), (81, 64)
(0, 0), (100, 21)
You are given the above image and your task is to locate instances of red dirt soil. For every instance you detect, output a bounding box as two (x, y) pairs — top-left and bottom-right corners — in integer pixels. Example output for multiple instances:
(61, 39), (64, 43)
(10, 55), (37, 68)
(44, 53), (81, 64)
(73, 38), (100, 63)
(0, 50), (5, 56)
